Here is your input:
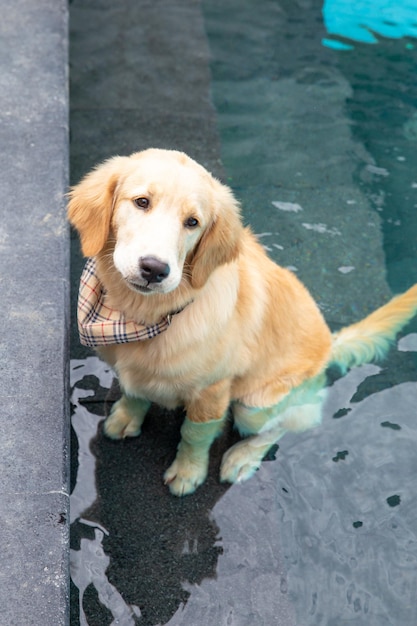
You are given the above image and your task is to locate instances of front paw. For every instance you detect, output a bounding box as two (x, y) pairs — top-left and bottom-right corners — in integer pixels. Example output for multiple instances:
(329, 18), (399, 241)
(103, 396), (148, 439)
(164, 454), (209, 497)
(104, 411), (141, 439)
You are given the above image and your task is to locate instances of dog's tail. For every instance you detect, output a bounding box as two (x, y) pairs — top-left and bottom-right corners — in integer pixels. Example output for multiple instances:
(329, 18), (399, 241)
(329, 283), (417, 372)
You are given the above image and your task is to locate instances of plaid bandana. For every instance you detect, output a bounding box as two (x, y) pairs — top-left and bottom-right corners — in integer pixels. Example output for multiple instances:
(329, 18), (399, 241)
(78, 258), (176, 347)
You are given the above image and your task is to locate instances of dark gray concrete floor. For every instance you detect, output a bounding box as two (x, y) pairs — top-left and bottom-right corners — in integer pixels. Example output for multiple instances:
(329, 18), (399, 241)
(0, 1), (69, 624)
(69, 1), (296, 625)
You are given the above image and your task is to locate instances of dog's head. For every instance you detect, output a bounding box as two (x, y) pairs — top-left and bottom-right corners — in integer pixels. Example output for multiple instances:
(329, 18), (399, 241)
(68, 149), (243, 292)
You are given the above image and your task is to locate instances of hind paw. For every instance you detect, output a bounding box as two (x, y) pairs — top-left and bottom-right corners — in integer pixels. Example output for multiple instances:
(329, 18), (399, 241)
(220, 440), (266, 484)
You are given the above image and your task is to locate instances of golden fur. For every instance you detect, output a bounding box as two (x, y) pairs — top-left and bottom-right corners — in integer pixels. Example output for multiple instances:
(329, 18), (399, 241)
(69, 148), (417, 496)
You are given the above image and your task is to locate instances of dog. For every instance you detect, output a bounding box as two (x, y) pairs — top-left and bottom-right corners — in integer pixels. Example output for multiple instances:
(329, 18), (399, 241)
(68, 148), (417, 496)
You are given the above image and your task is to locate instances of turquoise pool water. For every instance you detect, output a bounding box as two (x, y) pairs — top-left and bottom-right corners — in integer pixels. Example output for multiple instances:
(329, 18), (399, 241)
(70, 1), (417, 624)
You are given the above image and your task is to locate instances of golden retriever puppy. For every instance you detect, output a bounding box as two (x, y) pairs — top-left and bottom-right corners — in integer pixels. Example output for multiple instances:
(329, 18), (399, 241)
(68, 149), (417, 496)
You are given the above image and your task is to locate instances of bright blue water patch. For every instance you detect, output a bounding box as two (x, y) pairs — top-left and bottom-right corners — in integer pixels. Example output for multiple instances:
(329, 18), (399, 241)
(323, 0), (417, 47)
(322, 37), (353, 50)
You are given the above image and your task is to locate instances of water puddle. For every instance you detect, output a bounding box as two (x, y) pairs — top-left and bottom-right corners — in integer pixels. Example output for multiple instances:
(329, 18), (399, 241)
(70, 358), (142, 624)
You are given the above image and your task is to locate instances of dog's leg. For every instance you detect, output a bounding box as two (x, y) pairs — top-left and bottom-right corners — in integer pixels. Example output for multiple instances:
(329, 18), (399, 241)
(164, 417), (226, 496)
(222, 376), (327, 484)
(164, 379), (230, 496)
(221, 404), (286, 483)
(104, 394), (151, 439)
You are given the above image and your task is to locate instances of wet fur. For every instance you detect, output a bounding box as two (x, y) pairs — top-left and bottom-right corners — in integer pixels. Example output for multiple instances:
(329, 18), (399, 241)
(69, 148), (417, 496)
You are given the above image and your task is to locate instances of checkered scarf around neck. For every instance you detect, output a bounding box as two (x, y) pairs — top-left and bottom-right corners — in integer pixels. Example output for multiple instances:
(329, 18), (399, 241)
(77, 258), (188, 347)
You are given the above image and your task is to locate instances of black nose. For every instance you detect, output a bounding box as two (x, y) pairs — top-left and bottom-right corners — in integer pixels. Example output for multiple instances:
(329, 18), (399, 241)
(139, 256), (170, 283)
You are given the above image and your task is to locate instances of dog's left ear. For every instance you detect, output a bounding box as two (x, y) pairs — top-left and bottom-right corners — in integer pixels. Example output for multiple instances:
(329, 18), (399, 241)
(189, 181), (243, 289)
(68, 156), (129, 257)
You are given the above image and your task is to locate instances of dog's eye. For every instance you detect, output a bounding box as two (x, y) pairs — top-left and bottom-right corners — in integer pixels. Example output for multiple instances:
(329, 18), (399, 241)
(184, 216), (199, 228)
(134, 197), (150, 210)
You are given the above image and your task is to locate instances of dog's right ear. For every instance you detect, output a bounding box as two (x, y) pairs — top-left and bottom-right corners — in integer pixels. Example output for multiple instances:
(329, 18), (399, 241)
(68, 156), (128, 257)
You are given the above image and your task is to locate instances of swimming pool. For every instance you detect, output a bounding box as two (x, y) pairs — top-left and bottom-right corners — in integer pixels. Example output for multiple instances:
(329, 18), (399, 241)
(70, 0), (417, 623)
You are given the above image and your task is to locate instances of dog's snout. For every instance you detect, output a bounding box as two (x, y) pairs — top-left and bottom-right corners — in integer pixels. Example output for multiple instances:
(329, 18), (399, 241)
(139, 256), (170, 283)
